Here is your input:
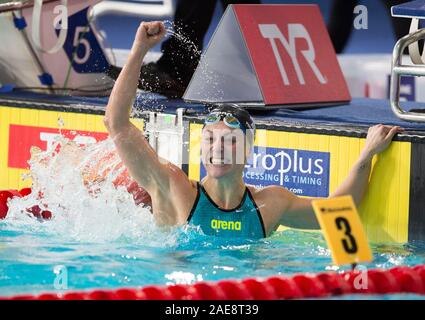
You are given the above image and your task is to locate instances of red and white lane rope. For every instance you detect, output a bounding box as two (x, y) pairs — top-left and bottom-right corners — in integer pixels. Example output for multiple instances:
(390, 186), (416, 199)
(2, 264), (424, 300)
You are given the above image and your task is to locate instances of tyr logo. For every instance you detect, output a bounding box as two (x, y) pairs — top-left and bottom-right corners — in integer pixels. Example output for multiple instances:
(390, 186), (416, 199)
(259, 23), (327, 86)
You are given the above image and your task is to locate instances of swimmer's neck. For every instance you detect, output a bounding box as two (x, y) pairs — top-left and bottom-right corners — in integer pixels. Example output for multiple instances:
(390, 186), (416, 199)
(202, 175), (246, 209)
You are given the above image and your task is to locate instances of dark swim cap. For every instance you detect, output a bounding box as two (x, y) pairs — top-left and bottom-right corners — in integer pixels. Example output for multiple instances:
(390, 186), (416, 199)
(206, 104), (256, 135)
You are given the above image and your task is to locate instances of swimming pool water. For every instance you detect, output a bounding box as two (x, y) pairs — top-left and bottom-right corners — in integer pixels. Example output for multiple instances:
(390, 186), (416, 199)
(0, 138), (424, 299)
(1, 224), (424, 299)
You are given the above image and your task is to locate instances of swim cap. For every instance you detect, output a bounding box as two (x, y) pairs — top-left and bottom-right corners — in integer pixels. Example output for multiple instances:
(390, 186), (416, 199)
(205, 104), (256, 135)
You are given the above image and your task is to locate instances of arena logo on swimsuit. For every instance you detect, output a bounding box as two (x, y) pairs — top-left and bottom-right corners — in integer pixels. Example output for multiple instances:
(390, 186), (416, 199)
(244, 147), (330, 197)
(211, 219), (242, 231)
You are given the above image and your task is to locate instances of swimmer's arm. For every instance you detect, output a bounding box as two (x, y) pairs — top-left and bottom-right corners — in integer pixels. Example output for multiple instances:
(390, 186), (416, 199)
(259, 186), (319, 230)
(329, 124), (402, 206)
(278, 153), (374, 230)
(278, 153), (375, 230)
(278, 190), (320, 230)
(328, 151), (372, 205)
(280, 153), (375, 230)
(105, 22), (164, 131)
(104, 45), (145, 129)
(279, 124), (402, 230)
(104, 22), (173, 192)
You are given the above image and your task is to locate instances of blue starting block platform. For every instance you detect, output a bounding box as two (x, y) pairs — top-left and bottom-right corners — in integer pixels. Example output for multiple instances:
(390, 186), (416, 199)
(392, 0), (425, 18)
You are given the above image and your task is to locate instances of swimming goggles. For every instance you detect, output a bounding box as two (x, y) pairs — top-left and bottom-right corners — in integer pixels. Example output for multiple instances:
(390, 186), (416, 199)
(204, 112), (242, 129)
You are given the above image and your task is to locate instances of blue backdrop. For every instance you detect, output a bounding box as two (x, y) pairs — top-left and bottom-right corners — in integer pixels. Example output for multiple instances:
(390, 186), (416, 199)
(95, 0), (402, 54)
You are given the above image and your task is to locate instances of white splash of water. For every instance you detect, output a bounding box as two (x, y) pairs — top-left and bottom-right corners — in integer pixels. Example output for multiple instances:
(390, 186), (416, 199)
(164, 271), (204, 285)
(5, 135), (178, 246)
(3, 20), (226, 244)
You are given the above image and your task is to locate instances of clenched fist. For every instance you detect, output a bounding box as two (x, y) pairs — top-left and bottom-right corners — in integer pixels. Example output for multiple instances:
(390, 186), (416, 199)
(133, 21), (166, 52)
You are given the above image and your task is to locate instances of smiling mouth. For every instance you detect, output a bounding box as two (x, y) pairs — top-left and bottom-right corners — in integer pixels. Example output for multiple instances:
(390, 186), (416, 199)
(209, 157), (229, 165)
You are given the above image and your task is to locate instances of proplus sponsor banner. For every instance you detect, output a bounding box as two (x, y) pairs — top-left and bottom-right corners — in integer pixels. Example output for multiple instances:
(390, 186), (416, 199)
(244, 147), (330, 197)
(8, 124), (108, 169)
(201, 146), (330, 197)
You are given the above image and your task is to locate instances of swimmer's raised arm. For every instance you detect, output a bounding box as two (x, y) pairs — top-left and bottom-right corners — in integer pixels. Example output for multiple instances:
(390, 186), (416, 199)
(104, 22), (194, 218)
(277, 124), (403, 230)
(105, 22), (165, 133)
(104, 22), (168, 192)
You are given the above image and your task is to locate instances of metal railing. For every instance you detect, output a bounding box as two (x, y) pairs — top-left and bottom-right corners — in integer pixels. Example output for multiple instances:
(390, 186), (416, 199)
(145, 108), (185, 168)
(91, 0), (174, 18)
(390, 22), (425, 122)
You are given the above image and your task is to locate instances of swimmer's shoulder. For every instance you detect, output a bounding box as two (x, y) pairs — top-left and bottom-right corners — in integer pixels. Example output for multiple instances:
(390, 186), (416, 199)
(246, 185), (294, 233)
(246, 184), (294, 200)
(246, 184), (295, 212)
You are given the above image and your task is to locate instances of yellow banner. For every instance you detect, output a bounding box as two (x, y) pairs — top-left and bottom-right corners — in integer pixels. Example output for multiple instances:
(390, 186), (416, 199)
(0, 105), (144, 190)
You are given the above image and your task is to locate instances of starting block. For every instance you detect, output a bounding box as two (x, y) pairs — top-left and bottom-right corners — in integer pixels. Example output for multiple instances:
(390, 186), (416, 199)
(183, 4), (351, 109)
(390, 0), (425, 121)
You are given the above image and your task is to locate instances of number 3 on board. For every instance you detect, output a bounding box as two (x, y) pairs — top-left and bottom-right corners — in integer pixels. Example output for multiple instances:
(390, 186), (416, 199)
(312, 196), (373, 266)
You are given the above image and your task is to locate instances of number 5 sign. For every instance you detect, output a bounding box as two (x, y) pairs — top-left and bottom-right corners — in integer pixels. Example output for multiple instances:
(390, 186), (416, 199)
(312, 196), (373, 266)
(58, 7), (109, 73)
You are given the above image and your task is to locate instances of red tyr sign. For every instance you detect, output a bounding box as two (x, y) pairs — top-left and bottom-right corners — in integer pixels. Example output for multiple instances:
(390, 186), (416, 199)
(234, 4), (350, 105)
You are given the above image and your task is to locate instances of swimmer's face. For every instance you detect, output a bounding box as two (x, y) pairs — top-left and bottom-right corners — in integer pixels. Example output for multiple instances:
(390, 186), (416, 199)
(201, 121), (248, 179)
